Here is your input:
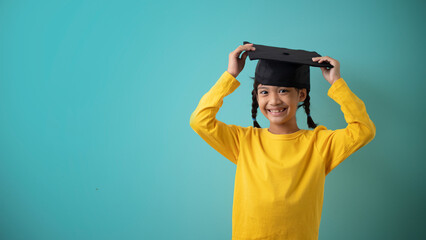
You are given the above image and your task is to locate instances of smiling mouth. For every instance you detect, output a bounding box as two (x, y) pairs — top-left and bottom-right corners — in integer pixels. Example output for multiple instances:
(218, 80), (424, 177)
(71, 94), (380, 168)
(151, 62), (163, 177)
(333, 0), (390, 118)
(267, 108), (287, 115)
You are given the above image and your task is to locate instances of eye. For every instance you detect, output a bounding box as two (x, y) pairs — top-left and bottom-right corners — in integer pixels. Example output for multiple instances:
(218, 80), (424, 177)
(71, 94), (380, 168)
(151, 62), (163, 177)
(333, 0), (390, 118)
(279, 89), (288, 93)
(259, 90), (268, 94)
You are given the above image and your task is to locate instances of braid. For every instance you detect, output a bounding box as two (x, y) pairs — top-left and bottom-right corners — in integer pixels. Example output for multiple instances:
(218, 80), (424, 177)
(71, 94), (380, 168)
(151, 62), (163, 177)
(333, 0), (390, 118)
(251, 89), (261, 128)
(297, 90), (318, 129)
(250, 76), (261, 128)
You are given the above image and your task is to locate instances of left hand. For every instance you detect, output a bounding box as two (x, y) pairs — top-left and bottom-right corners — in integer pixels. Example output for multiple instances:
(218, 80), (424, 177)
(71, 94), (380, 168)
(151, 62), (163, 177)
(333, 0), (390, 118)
(312, 56), (341, 85)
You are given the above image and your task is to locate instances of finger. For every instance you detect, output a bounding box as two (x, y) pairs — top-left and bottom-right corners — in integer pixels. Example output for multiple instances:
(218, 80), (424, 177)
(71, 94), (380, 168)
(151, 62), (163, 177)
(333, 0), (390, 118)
(320, 60), (336, 68)
(238, 49), (250, 59)
(232, 44), (254, 57)
(319, 59), (331, 64)
(242, 51), (248, 61)
(231, 47), (244, 58)
(319, 56), (336, 64)
(241, 43), (255, 51)
(313, 56), (330, 60)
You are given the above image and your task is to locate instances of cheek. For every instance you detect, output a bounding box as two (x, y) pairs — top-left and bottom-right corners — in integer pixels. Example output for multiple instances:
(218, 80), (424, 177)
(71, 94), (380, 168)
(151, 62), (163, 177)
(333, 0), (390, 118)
(257, 99), (266, 110)
(288, 99), (301, 110)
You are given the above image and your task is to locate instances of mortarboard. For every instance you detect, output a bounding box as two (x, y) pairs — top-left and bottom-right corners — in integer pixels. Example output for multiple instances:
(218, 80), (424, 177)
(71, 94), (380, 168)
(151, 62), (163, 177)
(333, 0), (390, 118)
(243, 41), (333, 92)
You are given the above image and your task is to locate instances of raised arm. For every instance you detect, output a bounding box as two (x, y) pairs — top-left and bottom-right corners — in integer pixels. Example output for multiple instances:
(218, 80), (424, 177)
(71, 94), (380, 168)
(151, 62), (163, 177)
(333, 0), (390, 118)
(312, 56), (376, 175)
(190, 71), (243, 164)
(190, 43), (255, 165)
(315, 77), (376, 175)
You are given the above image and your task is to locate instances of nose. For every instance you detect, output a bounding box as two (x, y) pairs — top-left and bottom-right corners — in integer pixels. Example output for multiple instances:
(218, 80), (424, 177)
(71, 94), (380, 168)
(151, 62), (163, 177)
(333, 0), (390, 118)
(269, 92), (283, 105)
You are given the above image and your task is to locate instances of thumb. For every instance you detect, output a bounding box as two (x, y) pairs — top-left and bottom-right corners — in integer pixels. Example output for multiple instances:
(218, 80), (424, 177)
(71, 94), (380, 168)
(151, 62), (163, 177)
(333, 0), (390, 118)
(242, 51), (248, 60)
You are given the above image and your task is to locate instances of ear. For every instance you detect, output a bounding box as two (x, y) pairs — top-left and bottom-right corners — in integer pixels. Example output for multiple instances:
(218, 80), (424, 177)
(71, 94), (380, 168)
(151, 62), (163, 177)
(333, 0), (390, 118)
(299, 89), (307, 102)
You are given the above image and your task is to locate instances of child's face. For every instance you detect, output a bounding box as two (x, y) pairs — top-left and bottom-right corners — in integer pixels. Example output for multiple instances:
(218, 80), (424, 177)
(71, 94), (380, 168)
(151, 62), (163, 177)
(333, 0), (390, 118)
(256, 84), (307, 125)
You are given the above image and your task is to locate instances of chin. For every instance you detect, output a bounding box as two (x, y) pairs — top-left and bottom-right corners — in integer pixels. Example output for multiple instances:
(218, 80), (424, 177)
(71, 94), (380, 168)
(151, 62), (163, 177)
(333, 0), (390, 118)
(269, 119), (288, 125)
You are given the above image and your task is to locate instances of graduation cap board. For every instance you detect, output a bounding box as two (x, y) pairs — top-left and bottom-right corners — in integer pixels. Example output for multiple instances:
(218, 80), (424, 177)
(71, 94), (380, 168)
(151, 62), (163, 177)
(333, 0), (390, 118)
(243, 41), (333, 92)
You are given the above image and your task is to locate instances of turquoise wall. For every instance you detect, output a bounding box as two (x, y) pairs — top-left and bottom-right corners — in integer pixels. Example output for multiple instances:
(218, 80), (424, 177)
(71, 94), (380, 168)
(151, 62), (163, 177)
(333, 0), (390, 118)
(1, 0), (425, 239)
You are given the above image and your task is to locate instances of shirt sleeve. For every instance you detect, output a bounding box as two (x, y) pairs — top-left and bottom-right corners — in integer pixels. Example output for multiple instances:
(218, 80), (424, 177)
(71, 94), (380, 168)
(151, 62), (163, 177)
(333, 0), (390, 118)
(315, 78), (376, 176)
(189, 71), (243, 165)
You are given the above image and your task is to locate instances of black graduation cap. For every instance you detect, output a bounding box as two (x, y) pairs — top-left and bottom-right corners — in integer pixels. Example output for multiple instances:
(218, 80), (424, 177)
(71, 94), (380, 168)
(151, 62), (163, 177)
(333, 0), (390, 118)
(243, 41), (333, 92)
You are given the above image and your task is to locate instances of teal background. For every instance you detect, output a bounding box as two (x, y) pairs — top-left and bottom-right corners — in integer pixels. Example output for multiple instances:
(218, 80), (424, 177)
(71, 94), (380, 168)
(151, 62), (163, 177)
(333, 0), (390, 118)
(1, 0), (425, 239)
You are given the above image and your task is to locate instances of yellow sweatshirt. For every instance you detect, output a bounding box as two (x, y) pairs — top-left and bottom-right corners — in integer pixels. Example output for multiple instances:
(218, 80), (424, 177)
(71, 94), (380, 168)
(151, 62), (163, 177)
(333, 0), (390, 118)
(189, 70), (376, 240)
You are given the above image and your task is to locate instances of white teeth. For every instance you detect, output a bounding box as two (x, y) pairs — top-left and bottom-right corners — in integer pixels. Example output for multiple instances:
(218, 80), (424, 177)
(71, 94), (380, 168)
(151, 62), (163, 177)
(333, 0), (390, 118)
(269, 109), (285, 112)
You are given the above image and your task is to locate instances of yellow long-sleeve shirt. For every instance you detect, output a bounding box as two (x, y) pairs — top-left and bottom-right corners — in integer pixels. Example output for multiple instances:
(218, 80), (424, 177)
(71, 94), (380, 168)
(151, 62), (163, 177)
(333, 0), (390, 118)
(189, 70), (376, 240)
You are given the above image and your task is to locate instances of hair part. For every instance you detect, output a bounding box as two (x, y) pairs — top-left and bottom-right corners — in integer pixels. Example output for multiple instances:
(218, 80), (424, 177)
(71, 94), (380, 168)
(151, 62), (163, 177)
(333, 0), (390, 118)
(249, 76), (319, 129)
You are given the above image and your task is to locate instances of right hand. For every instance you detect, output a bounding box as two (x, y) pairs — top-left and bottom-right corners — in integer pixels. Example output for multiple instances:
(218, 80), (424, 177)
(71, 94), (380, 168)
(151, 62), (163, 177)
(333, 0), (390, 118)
(227, 43), (256, 78)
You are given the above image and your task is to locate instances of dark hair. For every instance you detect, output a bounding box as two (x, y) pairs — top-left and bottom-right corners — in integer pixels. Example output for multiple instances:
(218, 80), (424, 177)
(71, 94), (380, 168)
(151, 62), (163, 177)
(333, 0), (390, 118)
(250, 76), (318, 129)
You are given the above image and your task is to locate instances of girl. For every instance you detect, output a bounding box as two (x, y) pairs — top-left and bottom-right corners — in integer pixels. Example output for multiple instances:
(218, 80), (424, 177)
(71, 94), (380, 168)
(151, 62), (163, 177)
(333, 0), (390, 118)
(190, 43), (376, 240)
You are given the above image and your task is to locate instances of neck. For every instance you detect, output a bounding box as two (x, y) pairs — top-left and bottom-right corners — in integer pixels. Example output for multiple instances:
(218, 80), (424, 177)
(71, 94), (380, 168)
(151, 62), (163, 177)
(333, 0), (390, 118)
(268, 117), (300, 134)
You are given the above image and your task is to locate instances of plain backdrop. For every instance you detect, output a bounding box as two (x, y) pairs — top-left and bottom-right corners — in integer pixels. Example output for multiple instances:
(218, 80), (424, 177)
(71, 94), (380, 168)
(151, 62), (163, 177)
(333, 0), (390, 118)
(1, 0), (425, 239)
